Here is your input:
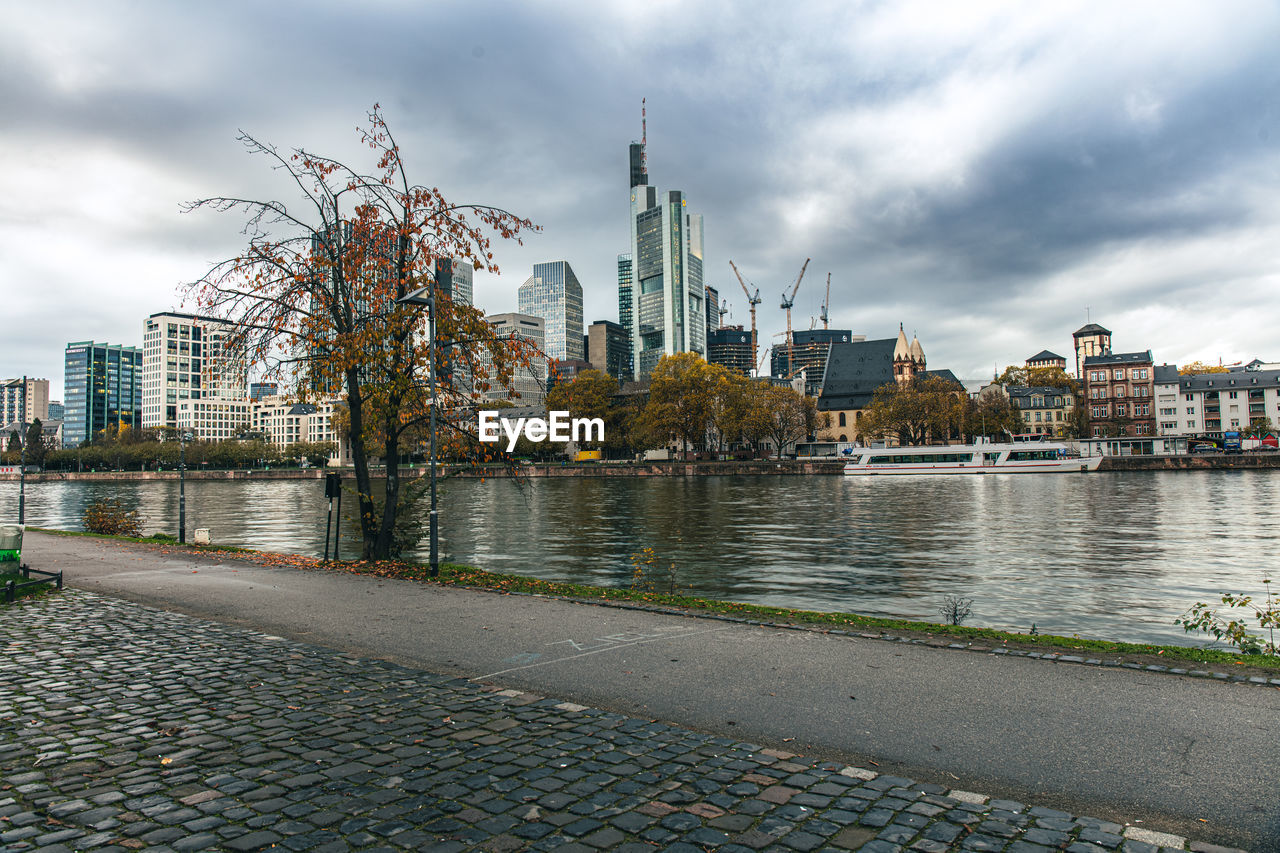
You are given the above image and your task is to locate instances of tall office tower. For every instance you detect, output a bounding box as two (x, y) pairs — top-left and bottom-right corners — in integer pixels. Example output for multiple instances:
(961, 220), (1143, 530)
(480, 313), (547, 404)
(627, 109), (706, 379)
(517, 261), (584, 362)
(48, 401), (64, 421)
(434, 257), (473, 307)
(0, 377), (49, 425)
(616, 253), (634, 380)
(587, 320), (632, 381)
(62, 344), (142, 447)
(705, 285), (720, 332)
(142, 312), (248, 435)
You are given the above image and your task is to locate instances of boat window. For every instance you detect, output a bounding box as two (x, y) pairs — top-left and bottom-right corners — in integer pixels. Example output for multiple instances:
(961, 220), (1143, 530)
(1007, 450), (1061, 461)
(867, 453), (973, 464)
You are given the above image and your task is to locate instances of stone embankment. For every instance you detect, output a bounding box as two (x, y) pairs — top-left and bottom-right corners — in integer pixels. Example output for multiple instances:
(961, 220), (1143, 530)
(1098, 452), (1280, 471)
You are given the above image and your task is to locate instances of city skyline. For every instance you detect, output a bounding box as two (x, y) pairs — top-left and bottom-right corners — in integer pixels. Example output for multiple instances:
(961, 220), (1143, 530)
(6, 2), (1280, 399)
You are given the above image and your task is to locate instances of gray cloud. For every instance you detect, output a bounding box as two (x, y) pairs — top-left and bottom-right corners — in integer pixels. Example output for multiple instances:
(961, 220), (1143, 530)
(5, 1), (1280, 392)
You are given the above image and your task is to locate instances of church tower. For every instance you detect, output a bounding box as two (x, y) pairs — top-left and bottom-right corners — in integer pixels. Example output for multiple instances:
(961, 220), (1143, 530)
(893, 324), (916, 384)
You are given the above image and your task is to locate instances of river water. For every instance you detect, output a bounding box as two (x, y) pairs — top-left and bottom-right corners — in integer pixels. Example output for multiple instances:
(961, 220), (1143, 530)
(4, 472), (1276, 646)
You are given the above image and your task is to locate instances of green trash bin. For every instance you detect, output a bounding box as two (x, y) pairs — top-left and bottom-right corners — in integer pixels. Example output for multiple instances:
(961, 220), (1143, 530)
(0, 524), (22, 563)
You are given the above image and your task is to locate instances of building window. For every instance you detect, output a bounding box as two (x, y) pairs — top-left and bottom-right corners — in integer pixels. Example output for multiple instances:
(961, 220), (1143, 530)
(1114, 369), (1124, 380)
(838, 412), (846, 427)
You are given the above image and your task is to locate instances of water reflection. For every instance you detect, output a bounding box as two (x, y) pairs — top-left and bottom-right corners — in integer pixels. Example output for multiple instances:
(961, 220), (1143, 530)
(4, 472), (1277, 645)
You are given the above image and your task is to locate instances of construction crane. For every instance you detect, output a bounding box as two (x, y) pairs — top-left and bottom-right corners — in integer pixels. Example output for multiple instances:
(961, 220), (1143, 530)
(717, 298), (729, 329)
(780, 258), (810, 376)
(820, 272), (831, 329)
(757, 344), (772, 375)
(729, 260), (761, 373)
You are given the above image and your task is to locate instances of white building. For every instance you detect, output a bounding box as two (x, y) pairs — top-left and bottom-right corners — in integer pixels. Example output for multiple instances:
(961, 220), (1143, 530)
(480, 313), (547, 404)
(142, 312), (249, 433)
(175, 398), (251, 442)
(1159, 367), (1280, 437)
(249, 394), (349, 465)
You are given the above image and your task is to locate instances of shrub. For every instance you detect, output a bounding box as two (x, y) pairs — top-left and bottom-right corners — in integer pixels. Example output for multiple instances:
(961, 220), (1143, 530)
(939, 595), (974, 626)
(83, 498), (144, 537)
(629, 547), (678, 594)
(1176, 575), (1278, 656)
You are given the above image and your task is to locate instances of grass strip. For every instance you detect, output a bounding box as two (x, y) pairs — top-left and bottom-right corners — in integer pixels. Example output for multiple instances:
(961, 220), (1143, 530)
(29, 527), (1280, 672)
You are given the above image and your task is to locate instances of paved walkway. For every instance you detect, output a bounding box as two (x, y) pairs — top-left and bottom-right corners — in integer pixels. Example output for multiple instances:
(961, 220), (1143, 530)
(0, 589), (1248, 853)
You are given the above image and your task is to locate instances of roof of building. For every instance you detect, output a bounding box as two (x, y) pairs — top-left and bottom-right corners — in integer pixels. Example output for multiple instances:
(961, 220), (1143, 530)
(1153, 364), (1180, 384)
(1083, 350), (1153, 367)
(1026, 350), (1066, 362)
(1007, 386), (1071, 408)
(1180, 369), (1280, 391)
(920, 369), (962, 388)
(817, 342), (961, 410)
(818, 338), (896, 410)
(1073, 323), (1112, 337)
(791, 329), (857, 346)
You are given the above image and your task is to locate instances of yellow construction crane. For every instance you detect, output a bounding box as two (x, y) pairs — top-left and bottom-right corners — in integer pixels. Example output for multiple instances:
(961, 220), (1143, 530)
(729, 260), (761, 373)
(780, 258), (810, 376)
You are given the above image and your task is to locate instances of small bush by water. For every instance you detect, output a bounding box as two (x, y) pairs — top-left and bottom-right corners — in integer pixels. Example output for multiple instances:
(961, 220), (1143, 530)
(83, 498), (144, 538)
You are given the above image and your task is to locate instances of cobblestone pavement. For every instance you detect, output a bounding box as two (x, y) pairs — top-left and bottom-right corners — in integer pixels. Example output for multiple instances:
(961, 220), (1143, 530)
(1, 593), (1244, 853)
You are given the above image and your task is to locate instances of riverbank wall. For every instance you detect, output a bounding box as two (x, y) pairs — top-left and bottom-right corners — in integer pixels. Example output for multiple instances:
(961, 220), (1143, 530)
(1098, 453), (1280, 471)
(6, 454), (1280, 481)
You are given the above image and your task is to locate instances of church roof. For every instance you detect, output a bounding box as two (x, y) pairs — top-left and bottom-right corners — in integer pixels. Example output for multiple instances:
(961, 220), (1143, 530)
(818, 338), (896, 411)
(893, 326), (911, 361)
(909, 335), (924, 361)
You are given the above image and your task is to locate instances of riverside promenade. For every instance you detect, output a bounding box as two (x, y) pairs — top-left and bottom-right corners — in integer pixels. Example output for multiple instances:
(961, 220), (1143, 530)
(3, 533), (1276, 852)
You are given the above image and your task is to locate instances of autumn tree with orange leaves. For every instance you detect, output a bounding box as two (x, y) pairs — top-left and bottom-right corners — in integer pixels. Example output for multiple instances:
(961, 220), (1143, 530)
(185, 107), (538, 560)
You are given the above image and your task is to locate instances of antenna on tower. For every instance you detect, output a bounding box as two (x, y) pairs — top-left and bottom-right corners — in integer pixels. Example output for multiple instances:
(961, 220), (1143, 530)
(641, 98), (647, 172)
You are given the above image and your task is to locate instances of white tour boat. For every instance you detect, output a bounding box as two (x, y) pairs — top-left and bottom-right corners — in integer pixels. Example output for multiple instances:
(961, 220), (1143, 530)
(842, 437), (1102, 475)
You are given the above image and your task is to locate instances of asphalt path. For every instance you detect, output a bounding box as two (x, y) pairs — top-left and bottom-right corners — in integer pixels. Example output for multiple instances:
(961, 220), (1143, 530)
(23, 531), (1280, 851)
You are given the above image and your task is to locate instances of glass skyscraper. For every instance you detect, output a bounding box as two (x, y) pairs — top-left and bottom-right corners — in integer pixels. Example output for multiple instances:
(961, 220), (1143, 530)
(626, 123), (706, 379)
(517, 261), (584, 362)
(63, 342), (142, 447)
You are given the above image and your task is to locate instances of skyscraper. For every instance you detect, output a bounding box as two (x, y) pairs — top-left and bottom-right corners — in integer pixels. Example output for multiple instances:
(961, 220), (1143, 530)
(435, 257), (473, 307)
(626, 109), (706, 379)
(62, 344), (141, 447)
(616, 253), (634, 380)
(142, 312), (248, 436)
(518, 261), (584, 362)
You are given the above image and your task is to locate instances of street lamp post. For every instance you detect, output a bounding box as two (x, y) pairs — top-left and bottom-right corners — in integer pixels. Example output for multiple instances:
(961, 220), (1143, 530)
(18, 427), (26, 526)
(179, 430), (193, 544)
(397, 279), (439, 576)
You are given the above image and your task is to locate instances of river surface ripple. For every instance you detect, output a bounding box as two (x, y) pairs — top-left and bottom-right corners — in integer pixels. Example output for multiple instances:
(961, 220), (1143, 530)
(5, 472), (1274, 646)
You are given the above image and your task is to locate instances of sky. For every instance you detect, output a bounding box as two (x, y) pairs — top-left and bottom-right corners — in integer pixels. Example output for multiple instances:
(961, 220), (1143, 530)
(5, 0), (1280, 400)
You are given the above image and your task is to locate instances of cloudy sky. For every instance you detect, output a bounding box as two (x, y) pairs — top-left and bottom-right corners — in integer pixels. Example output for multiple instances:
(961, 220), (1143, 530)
(5, 0), (1280, 398)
